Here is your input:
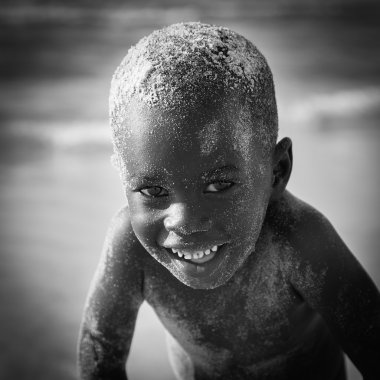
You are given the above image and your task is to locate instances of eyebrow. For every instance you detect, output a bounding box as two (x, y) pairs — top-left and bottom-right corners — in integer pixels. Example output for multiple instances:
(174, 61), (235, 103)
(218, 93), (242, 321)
(202, 164), (240, 177)
(129, 174), (165, 183)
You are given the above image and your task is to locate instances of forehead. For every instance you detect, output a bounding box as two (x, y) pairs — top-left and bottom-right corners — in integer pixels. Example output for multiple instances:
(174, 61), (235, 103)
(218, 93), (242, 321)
(126, 94), (256, 143)
(118, 96), (266, 180)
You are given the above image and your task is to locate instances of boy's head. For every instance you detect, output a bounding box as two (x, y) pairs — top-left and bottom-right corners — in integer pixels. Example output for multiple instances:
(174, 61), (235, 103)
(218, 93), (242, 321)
(110, 22), (278, 167)
(109, 22), (289, 289)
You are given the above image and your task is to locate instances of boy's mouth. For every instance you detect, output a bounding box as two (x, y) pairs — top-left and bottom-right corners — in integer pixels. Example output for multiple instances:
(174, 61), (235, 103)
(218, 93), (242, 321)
(171, 244), (220, 263)
(165, 244), (223, 264)
(164, 242), (229, 282)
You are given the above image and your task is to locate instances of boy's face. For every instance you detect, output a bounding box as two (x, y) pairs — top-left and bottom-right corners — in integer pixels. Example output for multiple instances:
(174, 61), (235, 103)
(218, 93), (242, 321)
(119, 95), (273, 289)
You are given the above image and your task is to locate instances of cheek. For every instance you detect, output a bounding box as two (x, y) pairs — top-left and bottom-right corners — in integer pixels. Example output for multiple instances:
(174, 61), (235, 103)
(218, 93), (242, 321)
(221, 184), (269, 242)
(128, 199), (162, 246)
(128, 199), (174, 267)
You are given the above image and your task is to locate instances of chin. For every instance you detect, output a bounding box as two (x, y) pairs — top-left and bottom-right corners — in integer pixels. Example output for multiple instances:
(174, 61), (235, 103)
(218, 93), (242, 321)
(187, 273), (228, 290)
(169, 266), (234, 290)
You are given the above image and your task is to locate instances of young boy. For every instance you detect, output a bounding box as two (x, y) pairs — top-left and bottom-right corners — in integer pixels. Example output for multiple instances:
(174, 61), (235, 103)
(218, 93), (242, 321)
(78, 22), (380, 380)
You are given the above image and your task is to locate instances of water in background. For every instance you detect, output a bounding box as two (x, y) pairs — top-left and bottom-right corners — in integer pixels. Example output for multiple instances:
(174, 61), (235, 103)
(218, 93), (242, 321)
(1, 4), (379, 380)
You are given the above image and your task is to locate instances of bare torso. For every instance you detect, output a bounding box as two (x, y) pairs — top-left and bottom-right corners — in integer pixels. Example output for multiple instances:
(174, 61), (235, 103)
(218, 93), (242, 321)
(141, 204), (346, 380)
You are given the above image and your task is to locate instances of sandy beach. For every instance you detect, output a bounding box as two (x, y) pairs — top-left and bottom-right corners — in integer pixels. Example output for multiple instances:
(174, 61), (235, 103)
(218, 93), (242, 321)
(1, 4), (379, 379)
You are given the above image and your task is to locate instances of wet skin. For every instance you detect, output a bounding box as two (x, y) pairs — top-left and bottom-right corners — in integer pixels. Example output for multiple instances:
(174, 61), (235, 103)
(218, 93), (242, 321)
(78, 99), (380, 380)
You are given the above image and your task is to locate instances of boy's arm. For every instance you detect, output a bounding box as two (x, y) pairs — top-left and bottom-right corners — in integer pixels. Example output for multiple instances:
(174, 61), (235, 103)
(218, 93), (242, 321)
(290, 205), (380, 380)
(78, 207), (144, 380)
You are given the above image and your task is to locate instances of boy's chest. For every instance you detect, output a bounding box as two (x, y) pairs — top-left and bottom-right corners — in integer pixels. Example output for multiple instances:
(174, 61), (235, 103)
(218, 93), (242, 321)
(142, 253), (305, 365)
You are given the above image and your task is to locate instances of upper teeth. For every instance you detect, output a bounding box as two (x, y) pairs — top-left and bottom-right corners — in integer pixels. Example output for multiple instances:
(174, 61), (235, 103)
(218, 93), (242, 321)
(171, 245), (220, 259)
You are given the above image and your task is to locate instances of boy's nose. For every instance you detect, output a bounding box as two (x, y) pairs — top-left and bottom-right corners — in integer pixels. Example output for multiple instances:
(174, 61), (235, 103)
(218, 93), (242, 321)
(163, 202), (211, 235)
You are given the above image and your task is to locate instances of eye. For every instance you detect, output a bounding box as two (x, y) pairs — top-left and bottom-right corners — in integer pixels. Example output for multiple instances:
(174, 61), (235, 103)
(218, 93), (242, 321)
(139, 186), (168, 198)
(205, 181), (234, 193)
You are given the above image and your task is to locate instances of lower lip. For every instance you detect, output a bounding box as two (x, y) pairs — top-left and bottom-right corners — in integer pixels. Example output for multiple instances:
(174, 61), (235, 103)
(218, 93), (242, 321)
(167, 245), (227, 278)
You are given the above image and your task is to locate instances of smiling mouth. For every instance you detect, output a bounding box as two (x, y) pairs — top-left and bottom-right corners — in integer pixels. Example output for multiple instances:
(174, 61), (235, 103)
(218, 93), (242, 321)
(166, 244), (223, 264)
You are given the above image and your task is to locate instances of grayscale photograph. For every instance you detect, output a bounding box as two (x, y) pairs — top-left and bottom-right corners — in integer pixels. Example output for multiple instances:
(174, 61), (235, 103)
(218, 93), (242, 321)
(1, 1), (379, 379)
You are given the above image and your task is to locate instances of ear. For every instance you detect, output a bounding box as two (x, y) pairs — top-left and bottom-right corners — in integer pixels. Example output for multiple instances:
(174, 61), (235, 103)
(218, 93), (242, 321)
(270, 137), (293, 200)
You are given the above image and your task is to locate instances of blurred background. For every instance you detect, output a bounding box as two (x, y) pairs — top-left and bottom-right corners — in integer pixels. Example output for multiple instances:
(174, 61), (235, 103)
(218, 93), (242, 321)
(1, 1), (379, 379)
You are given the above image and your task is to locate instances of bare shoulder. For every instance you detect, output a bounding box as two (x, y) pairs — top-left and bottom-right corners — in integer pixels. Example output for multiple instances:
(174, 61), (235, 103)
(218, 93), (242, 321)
(104, 205), (146, 265)
(86, 206), (146, 312)
(266, 190), (334, 241)
(266, 190), (347, 262)
(266, 190), (378, 306)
